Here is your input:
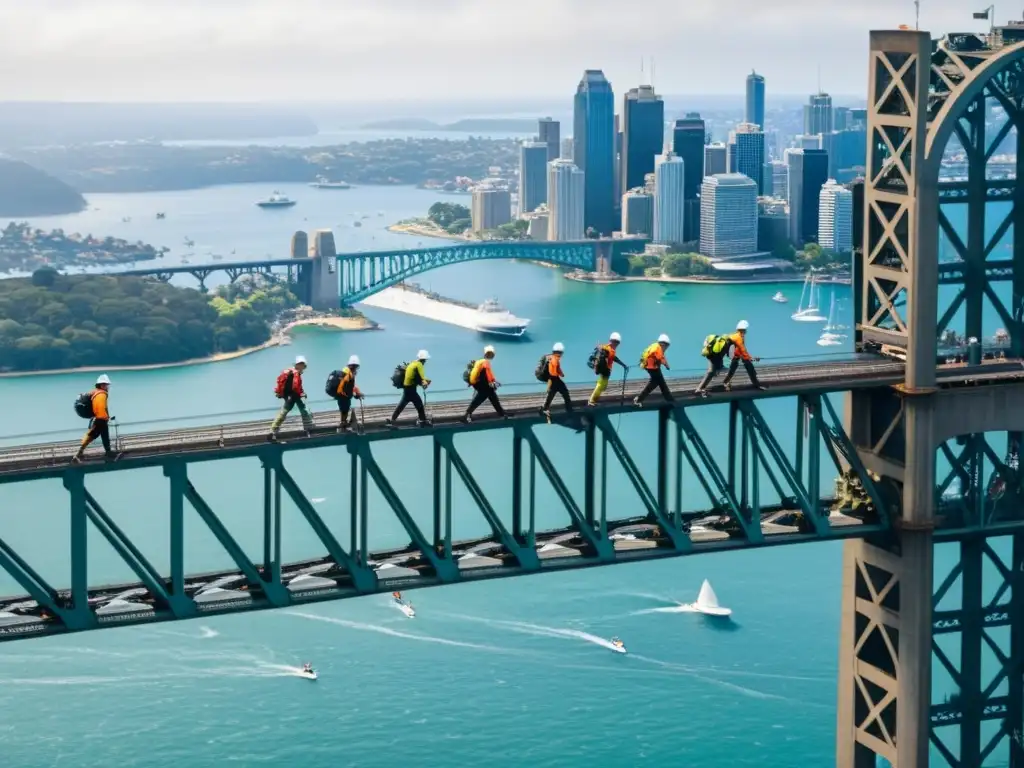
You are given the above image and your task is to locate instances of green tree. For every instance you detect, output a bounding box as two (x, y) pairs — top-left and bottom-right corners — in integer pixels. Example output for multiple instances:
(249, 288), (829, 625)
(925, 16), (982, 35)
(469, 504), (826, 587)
(31, 267), (58, 288)
(427, 202), (471, 228)
(446, 218), (471, 235)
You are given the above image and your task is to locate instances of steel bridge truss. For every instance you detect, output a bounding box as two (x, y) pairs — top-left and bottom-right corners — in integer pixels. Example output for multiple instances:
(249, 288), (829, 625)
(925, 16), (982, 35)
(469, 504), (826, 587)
(338, 241), (599, 305)
(132, 261), (305, 293)
(0, 394), (889, 642)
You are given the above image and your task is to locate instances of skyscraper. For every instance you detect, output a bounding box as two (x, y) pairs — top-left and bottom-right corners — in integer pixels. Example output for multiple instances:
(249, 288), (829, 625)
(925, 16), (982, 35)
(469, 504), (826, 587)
(621, 188), (654, 237)
(705, 143), (728, 176)
(787, 148), (829, 246)
(766, 160), (789, 200)
(471, 184), (512, 233)
(728, 123), (766, 193)
(518, 142), (549, 215)
(818, 178), (854, 252)
(672, 113), (705, 242)
(573, 69), (616, 236)
(547, 158), (585, 241)
(804, 92), (834, 136)
(745, 70), (765, 129)
(653, 152), (686, 245)
(538, 118), (560, 162)
(699, 174), (758, 257)
(620, 85), (664, 196)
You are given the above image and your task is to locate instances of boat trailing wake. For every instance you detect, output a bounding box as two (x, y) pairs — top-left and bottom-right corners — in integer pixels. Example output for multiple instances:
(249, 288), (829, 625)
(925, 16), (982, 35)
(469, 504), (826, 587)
(446, 614), (622, 652)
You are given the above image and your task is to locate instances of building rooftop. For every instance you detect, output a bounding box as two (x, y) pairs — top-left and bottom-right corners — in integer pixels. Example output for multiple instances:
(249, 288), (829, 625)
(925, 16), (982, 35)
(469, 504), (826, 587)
(706, 173), (757, 186)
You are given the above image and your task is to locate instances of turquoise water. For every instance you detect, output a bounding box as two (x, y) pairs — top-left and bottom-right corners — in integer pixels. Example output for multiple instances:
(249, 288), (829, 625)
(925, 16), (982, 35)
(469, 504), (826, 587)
(0, 188), (1016, 766)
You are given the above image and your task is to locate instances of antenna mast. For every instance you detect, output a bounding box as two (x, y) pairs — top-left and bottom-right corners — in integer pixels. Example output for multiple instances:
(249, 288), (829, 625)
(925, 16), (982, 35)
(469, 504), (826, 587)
(914, 0), (920, 30)
(651, 57), (656, 90)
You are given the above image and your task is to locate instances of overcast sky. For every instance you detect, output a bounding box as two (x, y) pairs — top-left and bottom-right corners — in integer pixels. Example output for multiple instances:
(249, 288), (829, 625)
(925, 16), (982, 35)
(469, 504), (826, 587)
(0, 0), (1013, 102)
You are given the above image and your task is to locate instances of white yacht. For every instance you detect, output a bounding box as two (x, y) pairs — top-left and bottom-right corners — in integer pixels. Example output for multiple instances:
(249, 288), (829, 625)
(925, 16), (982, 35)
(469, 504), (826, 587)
(309, 176), (352, 190)
(817, 292), (847, 346)
(772, 291), (787, 303)
(684, 579), (733, 617)
(791, 274), (826, 322)
(256, 191), (297, 208)
(473, 299), (530, 338)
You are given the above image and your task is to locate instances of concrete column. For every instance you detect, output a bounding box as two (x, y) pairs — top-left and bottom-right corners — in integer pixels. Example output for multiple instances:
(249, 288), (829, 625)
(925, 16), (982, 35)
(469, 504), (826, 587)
(311, 229), (340, 310)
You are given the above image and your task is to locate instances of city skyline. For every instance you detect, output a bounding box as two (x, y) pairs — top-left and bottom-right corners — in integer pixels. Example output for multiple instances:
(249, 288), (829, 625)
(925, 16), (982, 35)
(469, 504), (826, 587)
(0, 0), (1004, 102)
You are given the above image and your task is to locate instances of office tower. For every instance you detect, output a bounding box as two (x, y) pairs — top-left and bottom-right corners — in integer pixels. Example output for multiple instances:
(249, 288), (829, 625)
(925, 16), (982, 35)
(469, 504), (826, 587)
(766, 160), (789, 200)
(471, 184), (512, 232)
(524, 204), (550, 241)
(613, 114), (622, 208)
(643, 172), (657, 194)
(672, 113), (706, 242)
(620, 85), (664, 195)
(573, 69), (616, 235)
(818, 178), (854, 252)
(728, 122), (766, 193)
(547, 158), (585, 241)
(757, 197), (789, 252)
(833, 106), (851, 132)
(699, 174), (758, 257)
(797, 134), (824, 150)
(621, 188), (654, 236)
(561, 137), (574, 159)
(787, 148), (829, 246)
(804, 92), (834, 136)
(822, 128), (868, 177)
(849, 108), (867, 128)
(745, 70), (766, 128)
(705, 143), (728, 175)
(538, 117), (560, 162)
(518, 142), (549, 215)
(653, 152), (686, 245)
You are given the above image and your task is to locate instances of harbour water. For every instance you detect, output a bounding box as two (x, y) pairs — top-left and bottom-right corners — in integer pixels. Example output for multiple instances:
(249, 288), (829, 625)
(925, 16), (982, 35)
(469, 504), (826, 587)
(0, 186), (1015, 766)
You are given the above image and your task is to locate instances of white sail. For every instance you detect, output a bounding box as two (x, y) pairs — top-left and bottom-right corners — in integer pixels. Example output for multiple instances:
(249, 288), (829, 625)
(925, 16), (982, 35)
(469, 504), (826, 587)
(696, 579), (719, 610)
(792, 274), (826, 322)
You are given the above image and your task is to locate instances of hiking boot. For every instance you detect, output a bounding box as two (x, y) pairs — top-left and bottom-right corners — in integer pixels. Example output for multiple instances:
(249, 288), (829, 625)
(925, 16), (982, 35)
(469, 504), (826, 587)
(416, 419), (431, 428)
(723, 383), (732, 392)
(462, 414), (473, 424)
(633, 396), (642, 408)
(694, 388), (708, 398)
(384, 418), (395, 429)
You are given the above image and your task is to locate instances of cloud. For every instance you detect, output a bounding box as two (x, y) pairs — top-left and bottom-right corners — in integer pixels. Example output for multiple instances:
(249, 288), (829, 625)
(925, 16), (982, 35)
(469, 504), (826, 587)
(0, 0), (1012, 101)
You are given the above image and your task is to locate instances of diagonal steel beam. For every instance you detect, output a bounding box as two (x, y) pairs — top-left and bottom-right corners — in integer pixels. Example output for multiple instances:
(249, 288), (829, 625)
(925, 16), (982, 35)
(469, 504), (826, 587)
(0, 536), (67, 621)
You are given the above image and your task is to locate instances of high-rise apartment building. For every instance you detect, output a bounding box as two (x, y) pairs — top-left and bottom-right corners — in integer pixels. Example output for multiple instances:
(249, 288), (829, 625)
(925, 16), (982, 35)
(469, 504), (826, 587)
(518, 142), (549, 216)
(787, 148), (829, 246)
(705, 143), (728, 176)
(728, 122), (766, 193)
(620, 85), (664, 196)
(621, 188), (654, 237)
(818, 178), (853, 252)
(699, 174), (758, 257)
(804, 92), (834, 136)
(471, 184), (512, 232)
(745, 70), (766, 129)
(672, 113), (705, 242)
(653, 152), (686, 245)
(538, 118), (560, 162)
(573, 69), (616, 235)
(547, 159), (585, 241)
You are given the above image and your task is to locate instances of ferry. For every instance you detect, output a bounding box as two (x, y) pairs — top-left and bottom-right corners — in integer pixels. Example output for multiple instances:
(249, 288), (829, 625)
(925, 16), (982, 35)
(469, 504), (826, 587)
(309, 176), (352, 190)
(473, 299), (530, 338)
(256, 192), (297, 208)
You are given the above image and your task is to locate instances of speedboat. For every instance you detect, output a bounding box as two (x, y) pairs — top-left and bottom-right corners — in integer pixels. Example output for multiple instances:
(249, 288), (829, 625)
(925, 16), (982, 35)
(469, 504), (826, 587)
(397, 600), (415, 618)
(772, 291), (787, 303)
(474, 299), (530, 338)
(297, 665), (318, 681)
(610, 637), (627, 654)
(256, 191), (297, 208)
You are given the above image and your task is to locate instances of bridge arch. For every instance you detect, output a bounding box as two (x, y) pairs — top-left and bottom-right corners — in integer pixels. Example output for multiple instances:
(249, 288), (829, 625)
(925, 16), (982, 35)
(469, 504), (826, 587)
(337, 240), (630, 305)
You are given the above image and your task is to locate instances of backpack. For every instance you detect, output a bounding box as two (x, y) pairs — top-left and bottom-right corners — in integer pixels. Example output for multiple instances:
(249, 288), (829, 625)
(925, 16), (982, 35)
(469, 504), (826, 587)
(325, 369), (343, 397)
(701, 334), (728, 358)
(391, 363), (408, 389)
(274, 369), (293, 399)
(462, 360), (475, 386)
(74, 392), (94, 419)
(587, 345), (610, 375)
(534, 354), (551, 382)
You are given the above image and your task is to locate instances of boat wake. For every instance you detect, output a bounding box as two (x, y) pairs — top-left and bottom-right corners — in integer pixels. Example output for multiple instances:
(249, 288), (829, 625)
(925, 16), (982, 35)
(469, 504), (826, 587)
(447, 614), (622, 653)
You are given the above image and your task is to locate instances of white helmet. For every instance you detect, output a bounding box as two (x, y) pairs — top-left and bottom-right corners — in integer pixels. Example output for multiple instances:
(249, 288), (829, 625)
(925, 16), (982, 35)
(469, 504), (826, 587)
(609, 332), (622, 342)
(552, 342), (565, 352)
(417, 349), (430, 360)
(484, 345), (496, 355)
(658, 334), (671, 344)
(736, 320), (749, 331)
(295, 355), (308, 365)
(96, 374), (111, 385)
(348, 355), (361, 366)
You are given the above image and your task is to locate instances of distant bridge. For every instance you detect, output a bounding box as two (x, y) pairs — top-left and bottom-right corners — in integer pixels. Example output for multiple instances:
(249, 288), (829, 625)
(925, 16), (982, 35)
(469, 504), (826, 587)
(116, 236), (647, 308)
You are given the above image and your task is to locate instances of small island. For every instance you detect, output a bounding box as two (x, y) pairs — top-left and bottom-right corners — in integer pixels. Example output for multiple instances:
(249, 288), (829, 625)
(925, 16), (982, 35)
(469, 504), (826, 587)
(0, 159), (86, 217)
(0, 222), (168, 274)
(0, 270), (372, 375)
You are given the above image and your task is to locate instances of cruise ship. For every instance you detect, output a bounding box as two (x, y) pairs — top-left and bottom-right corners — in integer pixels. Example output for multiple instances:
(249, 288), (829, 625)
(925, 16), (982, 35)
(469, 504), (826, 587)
(309, 176), (352, 190)
(256, 192), (296, 208)
(474, 299), (530, 338)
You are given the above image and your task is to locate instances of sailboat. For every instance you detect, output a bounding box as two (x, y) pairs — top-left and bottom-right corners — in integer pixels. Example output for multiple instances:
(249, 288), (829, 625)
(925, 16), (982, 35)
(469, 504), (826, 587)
(683, 579), (733, 617)
(791, 274), (826, 322)
(817, 291), (846, 346)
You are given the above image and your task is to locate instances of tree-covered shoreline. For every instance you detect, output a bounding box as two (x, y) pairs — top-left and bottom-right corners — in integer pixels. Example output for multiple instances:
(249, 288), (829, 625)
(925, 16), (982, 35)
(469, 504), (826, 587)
(0, 270), (298, 373)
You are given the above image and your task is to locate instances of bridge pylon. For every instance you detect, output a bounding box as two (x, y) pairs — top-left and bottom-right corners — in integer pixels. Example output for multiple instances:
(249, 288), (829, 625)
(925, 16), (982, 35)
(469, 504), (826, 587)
(838, 28), (1024, 767)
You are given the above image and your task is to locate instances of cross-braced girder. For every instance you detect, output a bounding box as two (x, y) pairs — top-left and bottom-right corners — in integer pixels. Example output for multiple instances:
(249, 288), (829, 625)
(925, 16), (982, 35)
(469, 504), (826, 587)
(0, 394), (894, 643)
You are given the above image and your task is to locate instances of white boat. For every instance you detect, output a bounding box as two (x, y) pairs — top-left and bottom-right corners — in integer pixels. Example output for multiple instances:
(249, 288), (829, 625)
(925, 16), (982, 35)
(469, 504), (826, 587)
(685, 579), (733, 617)
(772, 291), (787, 303)
(256, 191), (297, 208)
(817, 291), (846, 346)
(791, 274), (826, 322)
(309, 176), (352, 189)
(296, 667), (318, 681)
(609, 638), (627, 654)
(474, 299), (530, 338)
(395, 598), (415, 618)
